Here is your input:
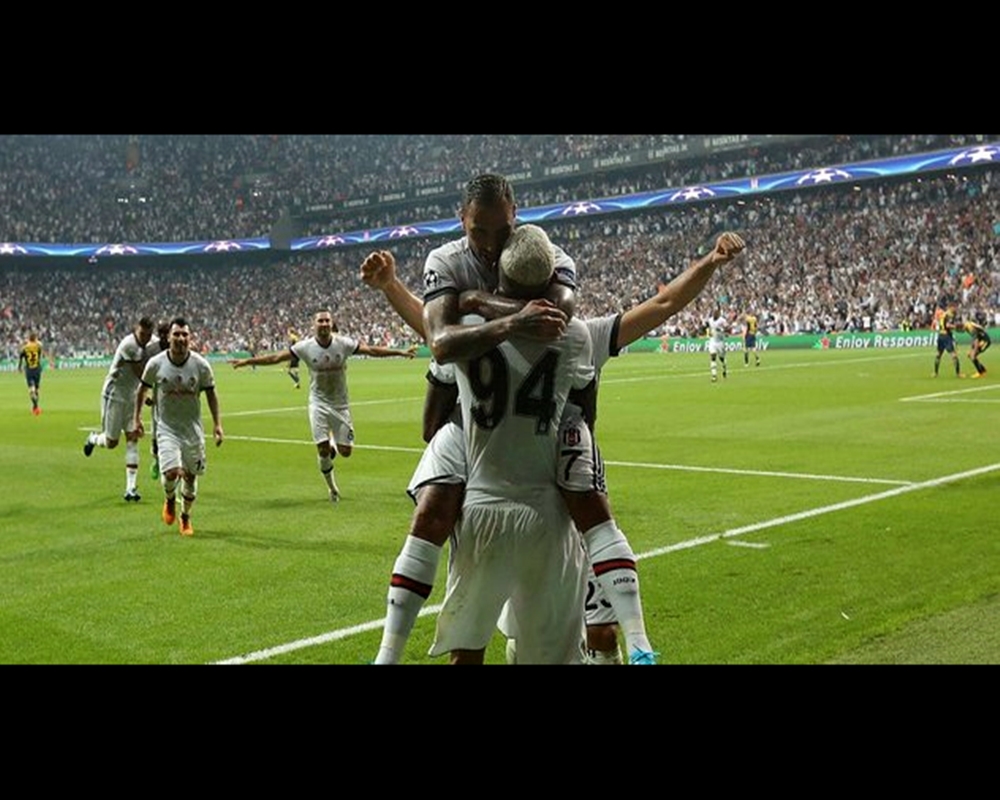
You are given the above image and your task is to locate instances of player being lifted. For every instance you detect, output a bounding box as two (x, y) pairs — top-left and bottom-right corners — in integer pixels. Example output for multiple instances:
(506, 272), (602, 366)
(360, 187), (745, 663)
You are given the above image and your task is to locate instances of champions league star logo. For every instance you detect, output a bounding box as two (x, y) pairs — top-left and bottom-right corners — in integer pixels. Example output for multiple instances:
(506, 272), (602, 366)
(316, 236), (346, 248)
(389, 226), (419, 238)
(204, 240), (242, 253)
(669, 186), (717, 202)
(796, 168), (852, 186)
(424, 270), (440, 291)
(95, 244), (139, 256)
(949, 146), (999, 166)
(0, 243), (28, 255)
(561, 202), (601, 216)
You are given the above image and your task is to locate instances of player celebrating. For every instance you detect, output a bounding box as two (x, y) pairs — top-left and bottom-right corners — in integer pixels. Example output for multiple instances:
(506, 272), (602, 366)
(430, 224), (594, 664)
(707, 308), (729, 382)
(231, 310), (417, 502)
(18, 332), (44, 415)
(286, 327), (302, 389)
(83, 316), (165, 502)
(361, 197), (745, 663)
(962, 318), (991, 378)
(134, 318), (223, 537)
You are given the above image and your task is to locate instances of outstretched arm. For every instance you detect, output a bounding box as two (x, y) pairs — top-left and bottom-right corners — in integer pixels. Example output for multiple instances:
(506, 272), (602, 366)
(616, 232), (746, 349)
(356, 343), (418, 359)
(359, 250), (427, 340)
(230, 350), (293, 369)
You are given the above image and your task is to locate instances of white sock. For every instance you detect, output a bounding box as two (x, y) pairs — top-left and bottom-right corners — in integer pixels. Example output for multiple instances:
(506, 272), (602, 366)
(374, 536), (441, 664)
(583, 520), (653, 655)
(125, 440), (139, 492)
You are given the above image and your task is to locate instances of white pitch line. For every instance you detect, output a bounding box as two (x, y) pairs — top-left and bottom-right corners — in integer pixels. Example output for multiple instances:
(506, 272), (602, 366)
(212, 460), (1000, 665)
(225, 434), (425, 454)
(602, 460), (912, 486)
(637, 462), (1000, 560)
(899, 384), (1000, 402)
(602, 350), (928, 385)
(225, 396), (422, 418)
(225, 434), (907, 485)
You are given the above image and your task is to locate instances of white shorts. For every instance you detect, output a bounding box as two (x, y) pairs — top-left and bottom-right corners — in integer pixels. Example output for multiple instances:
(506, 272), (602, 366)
(708, 339), (726, 357)
(498, 559), (618, 633)
(407, 421), (466, 502)
(157, 429), (206, 477)
(310, 399), (354, 447)
(101, 395), (136, 440)
(430, 498), (586, 664)
(557, 410), (607, 494)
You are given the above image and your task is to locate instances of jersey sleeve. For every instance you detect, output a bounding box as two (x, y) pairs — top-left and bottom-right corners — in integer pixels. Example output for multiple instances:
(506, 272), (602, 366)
(199, 357), (216, 391)
(140, 357), (158, 388)
(552, 243), (577, 291)
(571, 320), (595, 390)
(423, 246), (459, 302)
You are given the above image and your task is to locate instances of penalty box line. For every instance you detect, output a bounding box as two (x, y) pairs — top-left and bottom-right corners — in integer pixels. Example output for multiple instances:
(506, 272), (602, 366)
(212, 461), (1000, 665)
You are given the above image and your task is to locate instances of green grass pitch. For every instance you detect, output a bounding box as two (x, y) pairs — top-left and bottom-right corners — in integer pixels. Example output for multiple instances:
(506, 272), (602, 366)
(1, 346), (997, 664)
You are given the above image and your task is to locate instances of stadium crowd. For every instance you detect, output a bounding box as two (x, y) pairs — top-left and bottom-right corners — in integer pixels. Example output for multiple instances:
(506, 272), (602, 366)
(0, 134), (990, 244)
(2, 161), (997, 361)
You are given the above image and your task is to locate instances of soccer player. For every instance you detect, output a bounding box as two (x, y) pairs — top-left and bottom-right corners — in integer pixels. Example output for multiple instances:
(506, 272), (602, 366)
(707, 308), (730, 382)
(362, 192), (745, 662)
(286, 327), (302, 389)
(962, 318), (991, 378)
(742, 311), (761, 366)
(230, 310), (417, 502)
(18, 332), (44, 415)
(430, 224), (594, 664)
(83, 316), (166, 502)
(933, 304), (962, 377)
(134, 317), (223, 537)
(360, 174), (578, 664)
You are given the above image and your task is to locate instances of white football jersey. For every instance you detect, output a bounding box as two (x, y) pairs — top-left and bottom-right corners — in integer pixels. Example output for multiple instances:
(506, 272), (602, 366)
(456, 317), (593, 506)
(291, 334), (359, 408)
(102, 332), (153, 402)
(141, 351), (216, 441)
(422, 235), (577, 302)
(708, 315), (728, 345)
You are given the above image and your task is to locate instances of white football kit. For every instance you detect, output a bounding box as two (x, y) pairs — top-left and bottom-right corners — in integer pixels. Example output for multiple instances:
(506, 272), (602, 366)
(141, 350), (216, 476)
(707, 315), (728, 356)
(429, 318), (595, 664)
(291, 334), (359, 446)
(99, 332), (164, 438)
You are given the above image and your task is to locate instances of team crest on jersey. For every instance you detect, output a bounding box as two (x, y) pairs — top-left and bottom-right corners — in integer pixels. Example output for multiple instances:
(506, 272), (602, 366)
(424, 270), (439, 290)
(562, 426), (582, 447)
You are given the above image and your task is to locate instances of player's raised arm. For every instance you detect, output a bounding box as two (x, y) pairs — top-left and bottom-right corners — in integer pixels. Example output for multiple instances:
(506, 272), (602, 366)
(616, 232), (746, 349)
(359, 250), (427, 340)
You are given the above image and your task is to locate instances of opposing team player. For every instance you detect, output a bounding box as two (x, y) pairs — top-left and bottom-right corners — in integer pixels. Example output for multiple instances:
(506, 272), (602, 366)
(18, 332), (44, 415)
(961, 317), (991, 378)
